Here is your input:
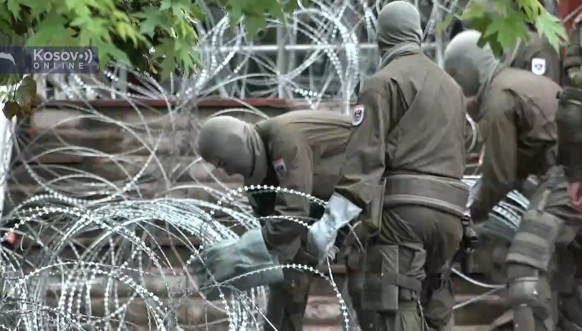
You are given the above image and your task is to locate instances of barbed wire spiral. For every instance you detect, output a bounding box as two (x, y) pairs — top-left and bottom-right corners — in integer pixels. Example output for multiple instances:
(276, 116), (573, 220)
(0, 0), (525, 330)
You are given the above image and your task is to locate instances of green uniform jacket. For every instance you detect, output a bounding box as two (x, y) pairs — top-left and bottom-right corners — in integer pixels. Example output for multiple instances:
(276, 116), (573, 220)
(332, 52), (467, 219)
(470, 68), (560, 219)
(558, 18), (582, 183)
(249, 110), (352, 249)
(563, 18), (582, 83)
(511, 30), (561, 85)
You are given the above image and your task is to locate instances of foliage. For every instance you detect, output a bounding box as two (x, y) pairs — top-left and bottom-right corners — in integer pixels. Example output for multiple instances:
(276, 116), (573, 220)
(440, 0), (568, 57)
(0, 0), (303, 118)
(0, 0), (570, 119)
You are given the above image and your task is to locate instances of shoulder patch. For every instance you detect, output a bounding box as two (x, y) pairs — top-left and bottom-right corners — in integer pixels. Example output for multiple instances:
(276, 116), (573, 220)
(352, 104), (365, 127)
(531, 58), (546, 76)
(272, 158), (287, 180)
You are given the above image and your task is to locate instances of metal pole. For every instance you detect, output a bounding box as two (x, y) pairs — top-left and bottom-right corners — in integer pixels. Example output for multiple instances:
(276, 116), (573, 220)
(0, 95), (16, 218)
(196, 42), (436, 53)
(434, 0), (444, 68)
(276, 26), (287, 98)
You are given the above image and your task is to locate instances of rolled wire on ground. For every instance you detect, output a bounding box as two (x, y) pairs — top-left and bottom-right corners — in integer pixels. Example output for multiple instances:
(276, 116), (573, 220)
(0, 1), (515, 329)
(1, 185), (524, 330)
(2, 69), (521, 330)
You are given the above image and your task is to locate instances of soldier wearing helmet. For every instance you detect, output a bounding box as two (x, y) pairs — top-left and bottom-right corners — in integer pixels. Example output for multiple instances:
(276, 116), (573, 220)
(193, 110), (355, 331)
(445, 29), (582, 330)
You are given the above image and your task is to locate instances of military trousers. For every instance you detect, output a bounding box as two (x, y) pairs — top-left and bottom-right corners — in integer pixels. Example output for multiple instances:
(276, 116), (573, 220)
(263, 202), (324, 331)
(505, 167), (582, 331)
(264, 269), (312, 331)
(346, 205), (463, 331)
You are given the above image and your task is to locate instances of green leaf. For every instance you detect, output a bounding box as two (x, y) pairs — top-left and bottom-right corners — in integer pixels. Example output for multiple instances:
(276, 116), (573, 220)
(15, 75), (36, 106)
(268, 1), (286, 22)
(0, 74), (23, 87)
(437, 13), (455, 32)
(114, 22), (143, 46)
(93, 39), (131, 68)
(0, 4), (10, 22)
(160, 0), (172, 11)
(21, 0), (52, 16)
(26, 14), (77, 47)
(245, 15), (266, 39)
(6, 0), (21, 18)
(2, 101), (20, 119)
(153, 38), (176, 80)
(175, 39), (198, 75)
(461, 3), (486, 21)
(517, 0), (544, 19)
(535, 12), (568, 52)
(136, 7), (172, 36)
(483, 11), (529, 50)
(283, 0), (300, 13)
(69, 16), (91, 28)
(191, 6), (206, 21)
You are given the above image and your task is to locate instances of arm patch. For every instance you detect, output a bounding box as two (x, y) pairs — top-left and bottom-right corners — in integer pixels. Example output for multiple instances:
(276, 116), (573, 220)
(531, 58), (546, 76)
(352, 104), (365, 127)
(272, 158), (287, 180)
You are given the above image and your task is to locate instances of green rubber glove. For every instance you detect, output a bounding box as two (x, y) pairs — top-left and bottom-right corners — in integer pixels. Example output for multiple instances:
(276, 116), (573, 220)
(192, 228), (284, 300)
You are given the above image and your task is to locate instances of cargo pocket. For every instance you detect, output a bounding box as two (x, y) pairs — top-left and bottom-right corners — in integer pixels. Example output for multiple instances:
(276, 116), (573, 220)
(361, 244), (400, 312)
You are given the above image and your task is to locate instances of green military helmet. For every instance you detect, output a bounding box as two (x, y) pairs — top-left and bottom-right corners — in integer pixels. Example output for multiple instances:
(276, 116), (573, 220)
(444, 30), (499, 98)
(196, 115), (267, 184)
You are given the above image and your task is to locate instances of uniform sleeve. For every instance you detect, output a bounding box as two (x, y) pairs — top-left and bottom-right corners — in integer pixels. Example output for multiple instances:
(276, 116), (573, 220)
(334, 81), (389, 216)
(530, 48), (561, 84)
(261, 136), (314, 248)
(563, 25), (582, 74)
(556, 97), (582, 183)
(470, 93), (518, 220)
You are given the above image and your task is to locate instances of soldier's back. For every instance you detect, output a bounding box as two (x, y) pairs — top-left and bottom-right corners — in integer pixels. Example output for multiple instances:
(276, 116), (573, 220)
(256, 110), (352, 199)
(488, 68), (559, 142)
(371, 53), (467, 180)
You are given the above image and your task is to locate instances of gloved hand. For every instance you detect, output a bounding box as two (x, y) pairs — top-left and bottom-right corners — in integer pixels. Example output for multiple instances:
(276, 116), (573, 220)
(569, 69), (582, 87)
(467, 180), (489, 224)
(305, 193), (361, 265)
(191, 228), (284, 300)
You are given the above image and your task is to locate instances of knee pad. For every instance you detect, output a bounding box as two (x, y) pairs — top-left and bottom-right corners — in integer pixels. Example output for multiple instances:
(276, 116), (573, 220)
(507, 277), (541, 307)
(361, 244), (425, 312)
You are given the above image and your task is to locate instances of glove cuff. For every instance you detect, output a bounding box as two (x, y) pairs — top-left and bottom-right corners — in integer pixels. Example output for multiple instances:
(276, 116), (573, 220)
(327, 192), (362, 229)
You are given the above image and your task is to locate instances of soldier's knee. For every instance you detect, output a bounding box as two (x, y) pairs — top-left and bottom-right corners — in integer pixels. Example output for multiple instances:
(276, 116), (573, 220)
(507, 276), (541, 307)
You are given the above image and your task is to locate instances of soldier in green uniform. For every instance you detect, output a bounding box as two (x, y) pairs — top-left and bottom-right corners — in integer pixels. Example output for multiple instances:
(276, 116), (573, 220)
(193, 110), (354, 331)
(445, 30), (582, 331)
(561, 12), (582, 208)
(306, 2), (469, 330)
